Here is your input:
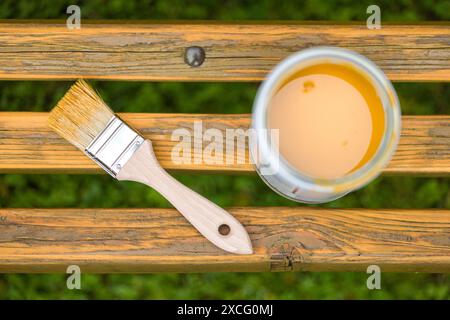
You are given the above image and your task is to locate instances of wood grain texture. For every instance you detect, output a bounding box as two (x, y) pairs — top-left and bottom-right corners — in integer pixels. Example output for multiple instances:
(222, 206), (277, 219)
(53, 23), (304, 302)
(0, 112), (448, 176)
(0, 207), (448, 273)
(0, 22), (449, 81)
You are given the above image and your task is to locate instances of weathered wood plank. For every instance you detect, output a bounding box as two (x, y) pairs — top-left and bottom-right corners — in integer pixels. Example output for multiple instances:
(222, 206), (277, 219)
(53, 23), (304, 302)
(0, 207), (448, 273)
(0, 22), (449, 81)
(0, 113), (448, 176)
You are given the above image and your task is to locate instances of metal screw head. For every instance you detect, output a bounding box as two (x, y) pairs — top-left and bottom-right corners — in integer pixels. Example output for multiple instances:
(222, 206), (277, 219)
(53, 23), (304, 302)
(116, 164), (122, 170)
(184, 46), (205, 67)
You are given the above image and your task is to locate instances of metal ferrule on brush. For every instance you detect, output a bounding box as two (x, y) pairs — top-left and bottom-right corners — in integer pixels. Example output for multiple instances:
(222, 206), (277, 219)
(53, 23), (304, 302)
(85, 116), (145, 178)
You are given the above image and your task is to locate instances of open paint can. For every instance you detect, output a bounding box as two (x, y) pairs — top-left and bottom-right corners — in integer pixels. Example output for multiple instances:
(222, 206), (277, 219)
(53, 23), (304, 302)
(251, 47), (401, 203)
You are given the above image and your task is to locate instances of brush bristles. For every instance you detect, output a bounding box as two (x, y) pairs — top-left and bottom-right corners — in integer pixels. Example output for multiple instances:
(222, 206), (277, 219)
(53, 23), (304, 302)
(48, 80), (115, 150)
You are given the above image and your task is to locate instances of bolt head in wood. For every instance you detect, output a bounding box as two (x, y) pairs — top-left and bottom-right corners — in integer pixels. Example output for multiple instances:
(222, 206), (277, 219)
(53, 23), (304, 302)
(184, 46), (205, 67)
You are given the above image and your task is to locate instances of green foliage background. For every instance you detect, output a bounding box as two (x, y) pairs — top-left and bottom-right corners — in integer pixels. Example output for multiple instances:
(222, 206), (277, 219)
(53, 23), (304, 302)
(0, 0), (448, 299)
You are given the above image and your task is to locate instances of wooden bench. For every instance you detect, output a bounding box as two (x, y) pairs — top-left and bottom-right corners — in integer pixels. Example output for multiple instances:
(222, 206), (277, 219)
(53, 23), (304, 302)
(0, 21), (449, 273)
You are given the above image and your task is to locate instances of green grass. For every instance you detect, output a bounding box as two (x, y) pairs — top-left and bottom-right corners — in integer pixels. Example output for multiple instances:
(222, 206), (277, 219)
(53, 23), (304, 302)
(0, 0), (449, 299)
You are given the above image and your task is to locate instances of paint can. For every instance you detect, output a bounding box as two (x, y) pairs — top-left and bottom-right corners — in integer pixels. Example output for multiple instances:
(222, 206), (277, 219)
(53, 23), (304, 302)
(250, 47), (401, 203)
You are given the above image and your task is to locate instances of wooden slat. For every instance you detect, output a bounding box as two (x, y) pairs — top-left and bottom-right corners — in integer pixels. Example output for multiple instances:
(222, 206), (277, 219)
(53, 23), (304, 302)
(0, 22), (449, 81)
(0, 207), (448, 273)
(0, 112), (448, 176)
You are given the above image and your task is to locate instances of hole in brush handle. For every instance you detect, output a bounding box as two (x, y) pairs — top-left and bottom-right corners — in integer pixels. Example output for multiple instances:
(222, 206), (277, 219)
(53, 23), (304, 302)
(218, 224), (231, 236)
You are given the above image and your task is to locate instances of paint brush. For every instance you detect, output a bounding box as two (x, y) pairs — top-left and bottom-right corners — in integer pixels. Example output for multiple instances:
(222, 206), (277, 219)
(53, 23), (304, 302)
(48, 80), (253, 255)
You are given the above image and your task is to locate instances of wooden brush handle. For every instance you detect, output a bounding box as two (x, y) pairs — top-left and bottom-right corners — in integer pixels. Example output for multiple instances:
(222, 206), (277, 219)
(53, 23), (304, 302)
(116, 140), (253, 255)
